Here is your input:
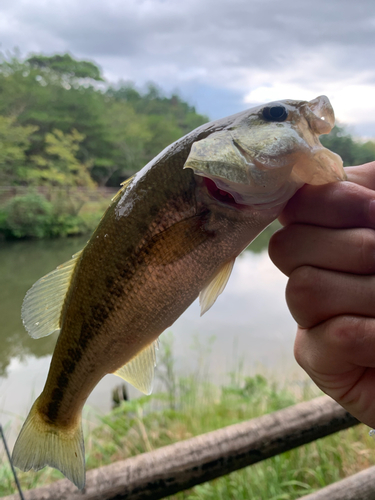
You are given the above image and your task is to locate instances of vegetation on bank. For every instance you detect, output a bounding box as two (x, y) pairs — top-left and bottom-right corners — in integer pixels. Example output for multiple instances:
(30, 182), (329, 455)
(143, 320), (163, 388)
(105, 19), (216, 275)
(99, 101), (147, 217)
(1, 334), (374, 498)
(0, 51), (374, 240)
(0, 51), (208, 239)
(321, 125), (375, 167)
(0, 188), (113, 239)
(0, 52), (208, 188)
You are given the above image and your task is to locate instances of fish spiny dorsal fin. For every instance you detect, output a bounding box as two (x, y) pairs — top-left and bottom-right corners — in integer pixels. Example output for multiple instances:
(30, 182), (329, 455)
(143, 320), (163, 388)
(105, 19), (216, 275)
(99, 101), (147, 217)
(111, 175), (135, 204)
(199, 258), (235, 316)
(21, 250), (83, 339)
(114, 340), (158, 395)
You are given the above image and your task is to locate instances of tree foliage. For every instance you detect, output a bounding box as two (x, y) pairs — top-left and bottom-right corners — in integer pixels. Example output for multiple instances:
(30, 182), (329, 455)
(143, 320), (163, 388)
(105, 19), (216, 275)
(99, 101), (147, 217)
(0, 51), (211, 238)
(0, 52), (208, 188)
(27, 53), (103, 83)
(0, 50), (374, 239)
(0, 116), (37, 184)
(27, 129), (95, 188)
(1, 50), (373, 192)
(321, 125), (375, 166)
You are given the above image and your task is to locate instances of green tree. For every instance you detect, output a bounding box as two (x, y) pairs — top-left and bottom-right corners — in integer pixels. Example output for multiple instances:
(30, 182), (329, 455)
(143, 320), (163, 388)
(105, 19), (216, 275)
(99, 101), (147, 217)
(26, 53), (103, 86)
(26, 129), (95, 187)
(0, 115), (37, 184)
(321, 125), (375, 166)
(96, 100), (152, 185)
(0, 52), (209, 188)
(0, 52), (109, 164)
(104, 83), (208, 184)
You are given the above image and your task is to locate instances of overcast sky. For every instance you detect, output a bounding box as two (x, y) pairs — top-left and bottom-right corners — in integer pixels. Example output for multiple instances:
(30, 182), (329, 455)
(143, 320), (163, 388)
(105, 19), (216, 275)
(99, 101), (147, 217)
(1, 0), (375, 137)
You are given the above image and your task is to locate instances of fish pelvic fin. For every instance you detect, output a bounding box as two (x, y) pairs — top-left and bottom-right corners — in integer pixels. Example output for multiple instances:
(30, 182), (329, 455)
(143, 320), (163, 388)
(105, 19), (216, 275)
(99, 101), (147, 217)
(114, 340), (158, 395)
(12, 397), (85, 490)
(199, 258), (236, 316)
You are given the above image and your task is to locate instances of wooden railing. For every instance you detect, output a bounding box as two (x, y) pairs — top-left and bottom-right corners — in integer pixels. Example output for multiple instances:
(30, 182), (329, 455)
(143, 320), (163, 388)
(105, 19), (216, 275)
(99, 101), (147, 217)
(4, 395), (374, 500)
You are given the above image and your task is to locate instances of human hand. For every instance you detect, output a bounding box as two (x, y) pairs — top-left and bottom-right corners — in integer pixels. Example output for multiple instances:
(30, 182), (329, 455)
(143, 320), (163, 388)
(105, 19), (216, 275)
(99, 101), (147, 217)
(269, 162), (375, 428)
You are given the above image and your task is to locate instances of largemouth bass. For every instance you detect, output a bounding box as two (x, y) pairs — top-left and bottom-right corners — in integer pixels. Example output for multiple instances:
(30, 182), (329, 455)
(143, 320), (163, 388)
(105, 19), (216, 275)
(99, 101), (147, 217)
(12, 96), (345, 488)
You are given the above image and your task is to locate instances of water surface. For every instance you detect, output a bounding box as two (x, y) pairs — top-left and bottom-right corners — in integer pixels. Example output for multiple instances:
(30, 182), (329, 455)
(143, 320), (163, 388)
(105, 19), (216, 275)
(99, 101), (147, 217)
(0, 233), (306, 448)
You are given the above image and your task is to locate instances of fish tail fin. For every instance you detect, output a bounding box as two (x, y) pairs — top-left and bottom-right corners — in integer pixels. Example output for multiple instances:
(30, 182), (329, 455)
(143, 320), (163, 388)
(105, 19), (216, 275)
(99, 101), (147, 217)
(12, 397), (85, 489)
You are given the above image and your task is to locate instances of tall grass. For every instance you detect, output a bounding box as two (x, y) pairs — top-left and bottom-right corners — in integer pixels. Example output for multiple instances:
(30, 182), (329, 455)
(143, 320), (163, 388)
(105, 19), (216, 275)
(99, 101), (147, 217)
(1, 334), (374, 498)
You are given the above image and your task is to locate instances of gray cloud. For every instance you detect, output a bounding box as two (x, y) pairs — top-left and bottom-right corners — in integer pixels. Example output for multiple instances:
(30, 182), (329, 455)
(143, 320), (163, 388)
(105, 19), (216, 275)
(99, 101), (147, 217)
(1, 0), (375, 132)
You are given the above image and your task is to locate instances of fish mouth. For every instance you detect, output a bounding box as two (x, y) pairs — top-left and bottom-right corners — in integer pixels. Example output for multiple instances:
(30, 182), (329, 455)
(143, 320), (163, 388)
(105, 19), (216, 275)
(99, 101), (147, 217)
(202, 176), (244, 208)
(200, 174), (298, 210)
(293, 95), (346, 184)
(304, 95), (335, 135)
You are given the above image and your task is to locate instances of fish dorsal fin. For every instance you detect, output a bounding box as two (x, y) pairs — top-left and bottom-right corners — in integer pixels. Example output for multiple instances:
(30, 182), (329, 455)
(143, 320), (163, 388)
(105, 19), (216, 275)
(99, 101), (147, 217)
(114, 341), (158, 395)
(21, 250), (83, 339)
(111, 175), (135, 203)
(199, 258), (235, 316)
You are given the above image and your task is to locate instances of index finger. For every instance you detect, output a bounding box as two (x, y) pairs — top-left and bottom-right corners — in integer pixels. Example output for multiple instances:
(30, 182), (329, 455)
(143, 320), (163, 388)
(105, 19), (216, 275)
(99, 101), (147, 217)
(346, 162), (375, 188)
(279, 162), (375, 229)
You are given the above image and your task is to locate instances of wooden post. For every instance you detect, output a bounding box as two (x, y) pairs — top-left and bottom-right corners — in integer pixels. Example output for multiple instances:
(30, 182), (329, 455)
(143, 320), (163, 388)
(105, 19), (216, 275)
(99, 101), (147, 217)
(2, 396), (359, 500)
(297, 465), (375, 500)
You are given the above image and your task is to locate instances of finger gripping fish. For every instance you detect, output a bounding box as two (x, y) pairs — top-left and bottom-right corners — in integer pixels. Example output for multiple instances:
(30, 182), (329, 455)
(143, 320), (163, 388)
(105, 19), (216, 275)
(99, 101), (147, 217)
(12, 96), (345, 488)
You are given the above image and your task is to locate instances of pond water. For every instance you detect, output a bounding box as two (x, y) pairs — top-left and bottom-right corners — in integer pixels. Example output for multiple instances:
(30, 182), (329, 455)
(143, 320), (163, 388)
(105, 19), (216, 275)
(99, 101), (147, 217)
(0, 231), (307, 449)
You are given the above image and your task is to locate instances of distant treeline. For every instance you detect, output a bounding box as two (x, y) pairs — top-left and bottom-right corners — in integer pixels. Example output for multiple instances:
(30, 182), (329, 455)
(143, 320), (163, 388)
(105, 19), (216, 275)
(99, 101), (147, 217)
(0, 52), (208, 189)
(0, 51), (374, 190)
(0, 51), (374, 239)
(321, 125), (375, 167)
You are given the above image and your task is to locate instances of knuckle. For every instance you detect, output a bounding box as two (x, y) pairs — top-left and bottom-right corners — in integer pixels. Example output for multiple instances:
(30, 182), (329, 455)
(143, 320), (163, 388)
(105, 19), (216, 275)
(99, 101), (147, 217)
(353, 229), (375, 272)
(332, 182), (372, 224)
(286, 266), (320, 325)
(269, 225), (291, 253)
(287, 265), (318, 299)
(324, 315), (362, 351)
(268, 228), (284, 261)
(269, 225), (298, 275)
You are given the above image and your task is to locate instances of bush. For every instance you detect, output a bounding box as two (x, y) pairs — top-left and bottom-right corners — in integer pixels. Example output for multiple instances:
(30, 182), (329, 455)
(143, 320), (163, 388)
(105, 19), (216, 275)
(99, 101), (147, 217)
(0, 193), (54, 238)
(0, 190), (111, 239)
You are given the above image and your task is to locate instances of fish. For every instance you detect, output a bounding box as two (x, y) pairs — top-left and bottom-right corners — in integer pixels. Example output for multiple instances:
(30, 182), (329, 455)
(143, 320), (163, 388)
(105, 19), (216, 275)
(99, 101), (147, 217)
(12, 95), (345, 489)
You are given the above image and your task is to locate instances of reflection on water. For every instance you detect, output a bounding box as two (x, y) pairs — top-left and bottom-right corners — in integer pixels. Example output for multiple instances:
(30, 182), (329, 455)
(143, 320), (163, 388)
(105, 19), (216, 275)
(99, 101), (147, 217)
(0, 223), (281, 378)
(0, 236), (88, 376)
(0, 221), (306, 445)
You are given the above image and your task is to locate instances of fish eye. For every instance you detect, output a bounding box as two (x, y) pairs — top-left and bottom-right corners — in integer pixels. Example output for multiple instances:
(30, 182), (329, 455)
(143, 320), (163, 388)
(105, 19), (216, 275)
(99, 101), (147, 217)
(262, 105), (288, 122)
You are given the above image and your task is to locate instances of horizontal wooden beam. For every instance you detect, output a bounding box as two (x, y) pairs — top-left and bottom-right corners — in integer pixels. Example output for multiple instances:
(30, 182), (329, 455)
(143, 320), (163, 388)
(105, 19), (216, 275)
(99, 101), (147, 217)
(2, 396), (359, 500)
(297, 465), (375, 500)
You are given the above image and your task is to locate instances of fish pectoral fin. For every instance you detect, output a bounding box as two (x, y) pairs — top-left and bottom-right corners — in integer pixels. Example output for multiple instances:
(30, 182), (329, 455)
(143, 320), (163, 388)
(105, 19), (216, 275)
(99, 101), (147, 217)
(21, 250), (83, 339)
(199, 258), (235, 316)
(114, 340), (158, 395)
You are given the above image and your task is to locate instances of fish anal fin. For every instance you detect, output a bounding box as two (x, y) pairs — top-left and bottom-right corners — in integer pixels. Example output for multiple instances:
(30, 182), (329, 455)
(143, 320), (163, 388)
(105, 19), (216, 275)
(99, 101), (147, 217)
(114, 341), (158, 395)
(199, 258), (235, 316)
(21, 250), (82, 339)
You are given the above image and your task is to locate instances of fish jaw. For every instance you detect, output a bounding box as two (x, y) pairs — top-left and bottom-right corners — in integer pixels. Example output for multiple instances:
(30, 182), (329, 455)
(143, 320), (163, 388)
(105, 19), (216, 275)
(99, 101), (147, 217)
(290, 146), (345, 186)
(289, 95), (346, 185)
(184, 96), (345, 209)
